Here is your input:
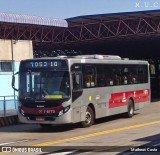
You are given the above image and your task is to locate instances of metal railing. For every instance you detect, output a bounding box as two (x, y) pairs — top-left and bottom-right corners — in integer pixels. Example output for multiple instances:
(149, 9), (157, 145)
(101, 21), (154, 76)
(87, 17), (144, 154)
(0, 95), (18, 116)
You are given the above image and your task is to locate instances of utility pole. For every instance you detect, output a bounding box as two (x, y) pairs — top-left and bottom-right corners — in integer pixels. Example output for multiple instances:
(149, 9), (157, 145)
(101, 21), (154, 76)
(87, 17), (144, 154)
(11, 39), (16, 108)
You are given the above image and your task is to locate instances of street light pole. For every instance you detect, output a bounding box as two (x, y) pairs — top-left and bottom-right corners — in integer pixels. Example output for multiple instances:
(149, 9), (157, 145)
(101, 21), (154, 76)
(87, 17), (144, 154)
(11, 39), (14, 74)
(11, 39), (16, 108)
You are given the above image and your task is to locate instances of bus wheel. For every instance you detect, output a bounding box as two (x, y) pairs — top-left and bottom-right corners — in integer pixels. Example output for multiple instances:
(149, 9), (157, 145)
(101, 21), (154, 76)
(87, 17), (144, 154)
(126, 99), (134, 118)
(40, 124), (52, 128)
(81, 106), (94, 127)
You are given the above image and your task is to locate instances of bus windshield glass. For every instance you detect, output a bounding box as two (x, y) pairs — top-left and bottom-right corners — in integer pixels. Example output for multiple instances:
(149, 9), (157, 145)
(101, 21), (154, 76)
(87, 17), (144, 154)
(19, 71), (70, 100)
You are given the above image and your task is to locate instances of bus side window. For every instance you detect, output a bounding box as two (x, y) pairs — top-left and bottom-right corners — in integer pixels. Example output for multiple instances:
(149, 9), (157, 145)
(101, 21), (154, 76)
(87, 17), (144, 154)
(83, 65), (96, 88)
(84, 75), (95, 87)
(96, 64), (105, 87)
(85, 76), (91, 87)
(111, 67), (121, 86)
(122, 67), (128, 85)
(122, 75), (128, 85)
(72, 73), (82, 91)
(103, 65), (113, 86)
(113, 74), (121, 85)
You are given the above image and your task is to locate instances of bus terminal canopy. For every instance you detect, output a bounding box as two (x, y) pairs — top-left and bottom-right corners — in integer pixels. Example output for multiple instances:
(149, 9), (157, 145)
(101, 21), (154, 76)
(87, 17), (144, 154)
(0, 12), (68, 27)
(62, 10), (160, 45)
(67, 9), (160, 25)
(1, 10), (160, 46)
(0, 12), (68, 42)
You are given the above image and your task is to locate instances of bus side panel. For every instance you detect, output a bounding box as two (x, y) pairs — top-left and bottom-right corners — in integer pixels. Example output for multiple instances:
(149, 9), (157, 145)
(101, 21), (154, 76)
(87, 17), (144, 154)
(107, 84), (150, 116)
(72, 106), (81, 123)
(71, 91), (84, 123)
(81, 88), (99, 119)
(72, 87), (108, 122)
(135, 83), (150, 110)
(71, 89), (96, 123)
(107, 85), (133, 116)
(94, 87), (112, 119)
(72, 86), (150, 121)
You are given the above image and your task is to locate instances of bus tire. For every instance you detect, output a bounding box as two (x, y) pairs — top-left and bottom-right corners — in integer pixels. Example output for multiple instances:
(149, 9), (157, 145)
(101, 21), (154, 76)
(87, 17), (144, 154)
(81, 106), (94, 127)
(126, 99), (134, 118)
(40, 124), (52, 128)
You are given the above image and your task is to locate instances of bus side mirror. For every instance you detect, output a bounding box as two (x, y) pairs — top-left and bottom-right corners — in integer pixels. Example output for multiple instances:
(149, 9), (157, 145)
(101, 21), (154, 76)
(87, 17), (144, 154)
(12, 72), (19, 91)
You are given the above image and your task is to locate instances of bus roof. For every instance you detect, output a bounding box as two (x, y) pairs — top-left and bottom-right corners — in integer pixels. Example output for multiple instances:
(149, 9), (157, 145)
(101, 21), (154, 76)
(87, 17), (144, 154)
(22, 55), (148, 65)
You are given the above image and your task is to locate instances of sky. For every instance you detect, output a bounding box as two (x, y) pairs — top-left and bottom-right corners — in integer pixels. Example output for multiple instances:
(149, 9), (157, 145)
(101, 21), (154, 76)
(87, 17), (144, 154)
(0, 0), (160, 19)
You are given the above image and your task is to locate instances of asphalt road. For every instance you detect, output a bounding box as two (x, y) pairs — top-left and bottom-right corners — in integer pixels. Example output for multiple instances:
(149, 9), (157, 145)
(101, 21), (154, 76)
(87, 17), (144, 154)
(0, 101), (160, 155)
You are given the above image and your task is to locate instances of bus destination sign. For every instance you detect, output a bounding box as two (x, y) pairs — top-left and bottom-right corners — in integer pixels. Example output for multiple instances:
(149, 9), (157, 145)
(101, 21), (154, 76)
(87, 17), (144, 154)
(26, 61), (62, 68)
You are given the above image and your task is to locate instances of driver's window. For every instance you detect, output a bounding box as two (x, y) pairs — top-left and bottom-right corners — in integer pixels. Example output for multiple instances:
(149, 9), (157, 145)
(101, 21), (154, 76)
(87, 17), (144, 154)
(72, 73), (82, 91)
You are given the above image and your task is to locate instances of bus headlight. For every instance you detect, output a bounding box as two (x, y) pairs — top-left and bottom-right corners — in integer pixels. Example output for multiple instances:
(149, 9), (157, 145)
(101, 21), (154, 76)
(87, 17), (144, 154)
(64, 105), (70, 112)
(58, 105), (70, 117)
(58, 110), (64, 116)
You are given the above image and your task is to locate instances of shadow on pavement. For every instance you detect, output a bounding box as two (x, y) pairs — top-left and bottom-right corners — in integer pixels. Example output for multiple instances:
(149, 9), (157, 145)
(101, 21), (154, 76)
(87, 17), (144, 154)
(118, 134), (160, 155)
(0, 113), (140, 133)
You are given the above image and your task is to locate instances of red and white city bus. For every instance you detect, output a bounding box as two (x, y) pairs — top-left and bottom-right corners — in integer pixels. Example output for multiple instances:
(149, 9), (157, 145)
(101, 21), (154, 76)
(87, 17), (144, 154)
(12, 55), (150, 128)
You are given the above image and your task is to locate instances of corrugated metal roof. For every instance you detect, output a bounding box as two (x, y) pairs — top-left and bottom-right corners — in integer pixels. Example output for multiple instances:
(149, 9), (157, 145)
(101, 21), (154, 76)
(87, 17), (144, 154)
(0, 13), (68, 27)
(67, 9), (160, 25)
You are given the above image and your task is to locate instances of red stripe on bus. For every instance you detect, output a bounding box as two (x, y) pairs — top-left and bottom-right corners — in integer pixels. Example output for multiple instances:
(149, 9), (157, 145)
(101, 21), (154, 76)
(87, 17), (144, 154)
(20, 104), (63, 115)
(109, 89), (150, 108)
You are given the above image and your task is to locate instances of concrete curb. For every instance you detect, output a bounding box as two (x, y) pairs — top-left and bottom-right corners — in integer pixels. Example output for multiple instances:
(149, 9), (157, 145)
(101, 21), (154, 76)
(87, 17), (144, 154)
(0, 115), (18, 127)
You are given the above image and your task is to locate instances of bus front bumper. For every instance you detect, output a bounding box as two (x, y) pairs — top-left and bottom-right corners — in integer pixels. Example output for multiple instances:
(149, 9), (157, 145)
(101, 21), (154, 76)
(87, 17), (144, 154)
(18, 110), (72, 125)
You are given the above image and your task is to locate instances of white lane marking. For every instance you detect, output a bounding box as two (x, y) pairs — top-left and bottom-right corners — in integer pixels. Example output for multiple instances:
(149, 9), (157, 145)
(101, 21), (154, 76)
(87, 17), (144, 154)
(153, 143), (160, 147)
(122, 151), (135, 155)
(0, 140), (29, 146)
(49, 150), (77, 155)
(48, 150), (78, 155)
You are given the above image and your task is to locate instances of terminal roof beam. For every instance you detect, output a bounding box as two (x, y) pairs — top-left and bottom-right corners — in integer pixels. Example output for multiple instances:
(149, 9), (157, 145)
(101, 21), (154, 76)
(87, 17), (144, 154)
(33, 11), (160, 47)
(1, 11), (160, 48)
(58, 12), (160, 46)
(0, 12), (68, 44)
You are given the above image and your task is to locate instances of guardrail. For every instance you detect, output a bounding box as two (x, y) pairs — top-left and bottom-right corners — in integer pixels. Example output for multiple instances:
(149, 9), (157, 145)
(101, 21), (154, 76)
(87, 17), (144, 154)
(0, 95), (18, 116)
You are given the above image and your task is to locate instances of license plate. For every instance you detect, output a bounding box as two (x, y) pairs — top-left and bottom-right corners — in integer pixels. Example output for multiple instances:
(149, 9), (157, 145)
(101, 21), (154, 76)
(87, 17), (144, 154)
(36, 117), (45, 121)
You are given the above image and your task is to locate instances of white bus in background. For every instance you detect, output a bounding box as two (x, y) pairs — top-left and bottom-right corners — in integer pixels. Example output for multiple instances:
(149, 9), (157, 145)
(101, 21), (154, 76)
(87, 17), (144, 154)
(12, 54), (150, 127)
(0, 39), (33, 114)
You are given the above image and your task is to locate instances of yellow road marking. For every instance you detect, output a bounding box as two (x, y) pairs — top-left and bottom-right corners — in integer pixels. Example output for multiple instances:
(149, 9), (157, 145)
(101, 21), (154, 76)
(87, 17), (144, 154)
(34, 120), (160, 146)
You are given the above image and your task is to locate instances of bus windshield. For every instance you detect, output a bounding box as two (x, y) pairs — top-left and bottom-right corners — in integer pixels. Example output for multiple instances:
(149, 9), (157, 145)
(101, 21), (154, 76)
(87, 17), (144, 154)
(19, 71), (70, 100)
